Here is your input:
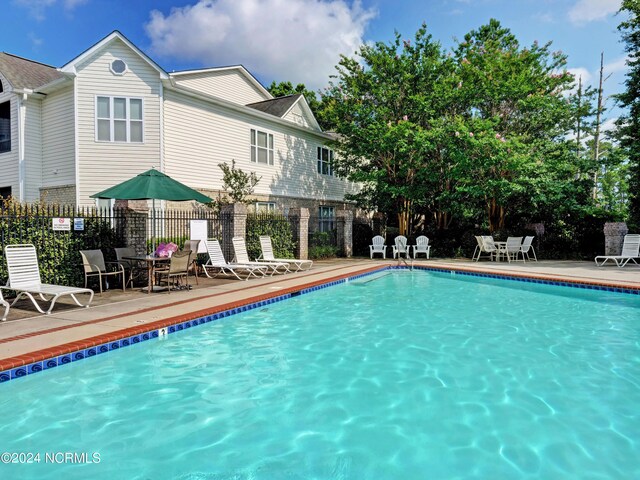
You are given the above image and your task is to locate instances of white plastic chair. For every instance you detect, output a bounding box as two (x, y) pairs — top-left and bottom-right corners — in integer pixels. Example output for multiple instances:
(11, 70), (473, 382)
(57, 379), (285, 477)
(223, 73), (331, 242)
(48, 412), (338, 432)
(473, 236), (497, 261)
(369, 236), (386, 259)
(499, 237), (524, 263)
(0, 296), (9, 321)
(412, 236), (431, 259)
(1, 244), (94, 315)
(595, 234), (640, 267)
(203, 240), (267, 281)
(259, 236), (312, 272)
(232, 237), (290, 275)
(520, 236), (537, 261)
(393, 235), (410, 259)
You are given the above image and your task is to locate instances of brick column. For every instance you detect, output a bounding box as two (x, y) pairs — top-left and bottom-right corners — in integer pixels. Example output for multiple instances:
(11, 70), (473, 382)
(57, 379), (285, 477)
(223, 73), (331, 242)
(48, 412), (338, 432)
(221, 203), (247, 261)
(604, 222), (628, 255)
(289, 207), (309, 260)
(117, 200), (150, 254)
(336, 210), (353, 257)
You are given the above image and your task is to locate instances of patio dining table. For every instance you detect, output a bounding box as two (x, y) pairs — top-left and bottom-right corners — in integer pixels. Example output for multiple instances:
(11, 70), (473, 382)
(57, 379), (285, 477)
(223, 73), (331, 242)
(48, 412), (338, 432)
(493, 241), (507, 261)
(122, 255), (170, 294)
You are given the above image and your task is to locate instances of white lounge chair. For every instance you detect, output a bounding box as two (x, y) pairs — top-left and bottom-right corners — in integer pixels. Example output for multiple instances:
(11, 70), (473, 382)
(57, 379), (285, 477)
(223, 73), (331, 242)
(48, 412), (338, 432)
(498, 237), (524, 263)
(203, 240), (267, 281)
(520, 236), (537, 261)
(370, 235), (386, 259)
(473, 235), (496, 261)
(1, 244), (94, 315)
(0, 297), (9, 321)
(259, 236), (312, 272)
(393, 235), (410, 259)
(232, 237), (290, 275)
(595, 234), (640, 267)
(412, 235), (431, 259)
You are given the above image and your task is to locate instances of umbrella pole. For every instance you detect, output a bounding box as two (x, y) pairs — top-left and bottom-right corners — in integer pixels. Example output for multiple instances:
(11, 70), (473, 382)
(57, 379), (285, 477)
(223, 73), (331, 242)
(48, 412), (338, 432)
(152, 198), (156, 254)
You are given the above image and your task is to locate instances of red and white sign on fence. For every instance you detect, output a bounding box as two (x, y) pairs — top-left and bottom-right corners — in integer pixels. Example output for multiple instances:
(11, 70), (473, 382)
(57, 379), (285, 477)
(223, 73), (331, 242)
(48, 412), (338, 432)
(52, 217), (71, 231)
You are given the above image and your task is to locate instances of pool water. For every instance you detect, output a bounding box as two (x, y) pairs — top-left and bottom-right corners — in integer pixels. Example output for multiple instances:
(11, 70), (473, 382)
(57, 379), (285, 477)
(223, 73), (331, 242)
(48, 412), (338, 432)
(1, 270), (639, 479)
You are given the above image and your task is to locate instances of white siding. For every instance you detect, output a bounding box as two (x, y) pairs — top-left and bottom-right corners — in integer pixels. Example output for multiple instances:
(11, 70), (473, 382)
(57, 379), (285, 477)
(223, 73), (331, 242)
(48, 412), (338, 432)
(283, 101), (314, 129)
(0, 94), (19, 196)
(172, 70), (269, 105)
(41, 86), (75, 187)
(163, 89), (357, 202)
(23, 99), (42, 202)
(74, 38), (162, 205)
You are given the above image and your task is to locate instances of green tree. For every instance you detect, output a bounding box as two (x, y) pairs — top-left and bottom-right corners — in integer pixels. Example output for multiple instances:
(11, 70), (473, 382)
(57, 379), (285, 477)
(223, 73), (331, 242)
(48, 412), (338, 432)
(450, 19), (578, 231)
(615, 0), (640, 229)
(322, 24), (451, 235)
(209, 160), (261, 210)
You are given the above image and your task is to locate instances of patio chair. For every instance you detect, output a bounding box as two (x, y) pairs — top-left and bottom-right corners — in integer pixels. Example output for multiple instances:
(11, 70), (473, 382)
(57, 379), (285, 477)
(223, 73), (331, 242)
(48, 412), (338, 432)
(520, 236), (537, 262)
(183, 239), (201, 284)
(595, 234), (640, 267)
(115, 247), (146, 288)
(392, 235), (410, 259)
(412, 235), (431, 259)
(232, 237), (290, 275)
(473, 236), (497, 261)
(154, 250), (191, 293)
(498, 237), (524, 263)
(0, 296), (9, 321)
(80, 249), (126, 294)
(370, 235), (386, 259)
(203, 240), (268, 281)
(0, 244), (94, 315)
(259, 236), (312, 272)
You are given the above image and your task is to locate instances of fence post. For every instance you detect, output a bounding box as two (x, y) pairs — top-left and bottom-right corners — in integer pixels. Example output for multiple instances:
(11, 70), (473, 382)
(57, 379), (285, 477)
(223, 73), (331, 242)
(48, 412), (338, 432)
(336, 210), (353, 257)
(289, 207), (310, 260)
(603, 222), (628, 255)
(221, 203), (247, 261)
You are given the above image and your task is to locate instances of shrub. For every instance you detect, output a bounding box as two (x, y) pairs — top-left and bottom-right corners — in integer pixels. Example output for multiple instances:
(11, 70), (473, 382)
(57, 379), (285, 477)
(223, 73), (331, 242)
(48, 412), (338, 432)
(246, 213), (296, 260)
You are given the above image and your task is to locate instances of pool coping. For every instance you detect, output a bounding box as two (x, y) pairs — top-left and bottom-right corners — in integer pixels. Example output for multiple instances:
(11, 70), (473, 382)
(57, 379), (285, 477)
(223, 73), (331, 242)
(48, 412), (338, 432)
(1, 262), (638, 383)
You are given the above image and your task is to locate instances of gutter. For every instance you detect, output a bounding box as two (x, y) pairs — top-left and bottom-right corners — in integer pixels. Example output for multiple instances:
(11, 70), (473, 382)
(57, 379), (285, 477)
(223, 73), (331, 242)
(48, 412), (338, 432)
(164, 80), (334, 141)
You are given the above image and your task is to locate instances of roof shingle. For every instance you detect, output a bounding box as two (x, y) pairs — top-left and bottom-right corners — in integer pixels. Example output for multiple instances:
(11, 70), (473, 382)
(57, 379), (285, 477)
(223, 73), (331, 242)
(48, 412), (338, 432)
(246, 94), (301, 117)
(0, 53), (66, 90)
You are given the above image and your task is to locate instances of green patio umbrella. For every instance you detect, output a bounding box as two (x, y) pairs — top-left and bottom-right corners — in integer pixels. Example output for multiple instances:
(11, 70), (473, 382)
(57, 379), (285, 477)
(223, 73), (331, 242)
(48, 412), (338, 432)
(91, 169), (212, 252)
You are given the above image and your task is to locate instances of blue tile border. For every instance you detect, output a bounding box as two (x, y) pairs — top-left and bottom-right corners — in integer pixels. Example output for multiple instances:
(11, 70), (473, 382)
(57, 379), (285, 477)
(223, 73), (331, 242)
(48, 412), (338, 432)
(0, 293), (292, 385)
(1, 267), (637, 385)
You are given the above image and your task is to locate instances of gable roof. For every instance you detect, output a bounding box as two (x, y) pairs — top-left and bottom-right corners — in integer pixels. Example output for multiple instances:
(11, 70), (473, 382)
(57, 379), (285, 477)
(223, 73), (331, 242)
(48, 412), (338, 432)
(60, 30), (168, 79)
(246, 94), (302, 117)
(247, 94), (321, 131)
(0, 52), (66, 90)
(170, 65), (272, 100)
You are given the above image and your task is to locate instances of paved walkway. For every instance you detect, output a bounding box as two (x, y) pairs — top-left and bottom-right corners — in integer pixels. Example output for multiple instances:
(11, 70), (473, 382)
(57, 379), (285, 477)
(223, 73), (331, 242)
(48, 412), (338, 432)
(0, 258), (638, 373)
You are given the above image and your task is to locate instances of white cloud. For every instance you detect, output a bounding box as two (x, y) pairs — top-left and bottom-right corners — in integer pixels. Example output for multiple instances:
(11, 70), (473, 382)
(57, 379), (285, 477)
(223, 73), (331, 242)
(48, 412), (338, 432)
(568, 0), (621, 25)
(605, 55), (629, 74)
(567, 67), (593, 85)
(14, 0), (56, 21)
(145, 0), (377, 91)
(601, 117), (617, 132)
(14, 0), (87, 20)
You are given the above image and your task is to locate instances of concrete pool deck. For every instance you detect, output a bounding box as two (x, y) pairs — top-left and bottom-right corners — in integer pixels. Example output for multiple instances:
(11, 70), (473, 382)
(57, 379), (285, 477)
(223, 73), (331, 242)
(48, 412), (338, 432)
(0, 258), (638, 373)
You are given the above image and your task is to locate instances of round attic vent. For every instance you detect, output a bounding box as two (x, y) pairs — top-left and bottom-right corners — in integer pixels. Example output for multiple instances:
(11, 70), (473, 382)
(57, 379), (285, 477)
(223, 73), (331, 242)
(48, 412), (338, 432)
(110, 59), (127, 75)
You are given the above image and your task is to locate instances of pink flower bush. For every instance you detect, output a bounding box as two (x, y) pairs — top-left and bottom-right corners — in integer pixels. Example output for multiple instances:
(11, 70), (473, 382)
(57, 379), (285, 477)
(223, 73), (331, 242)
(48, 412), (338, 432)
(155, 242), (178, 257)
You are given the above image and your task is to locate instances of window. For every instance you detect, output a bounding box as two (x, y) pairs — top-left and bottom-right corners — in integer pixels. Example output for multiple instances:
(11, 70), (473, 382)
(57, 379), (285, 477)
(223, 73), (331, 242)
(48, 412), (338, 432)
(96, 96), (143, 143)
(0, 101), (10, 154)
(319, 206), (335, 232)
(256, 202), (276, 213)
(0, 186), (11, 199)
(317, 146), (333, 175)
(110, 59), (127, 75)
(250, 129), (274, 165)
(0, 79), (3, 93)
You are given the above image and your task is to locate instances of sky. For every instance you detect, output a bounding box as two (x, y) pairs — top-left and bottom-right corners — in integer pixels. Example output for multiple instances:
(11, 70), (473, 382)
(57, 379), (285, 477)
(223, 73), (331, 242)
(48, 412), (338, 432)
(1, 0), (629, 123)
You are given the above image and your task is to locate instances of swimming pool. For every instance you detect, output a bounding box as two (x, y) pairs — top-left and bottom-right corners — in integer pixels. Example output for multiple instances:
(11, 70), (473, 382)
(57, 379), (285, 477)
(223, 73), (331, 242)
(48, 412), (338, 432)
(0, 269), (638, 479)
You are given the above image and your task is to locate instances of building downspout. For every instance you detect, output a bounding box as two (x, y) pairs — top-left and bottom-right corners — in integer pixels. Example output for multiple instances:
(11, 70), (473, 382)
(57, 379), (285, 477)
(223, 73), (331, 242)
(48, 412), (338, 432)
(16, 92), (28, 203)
